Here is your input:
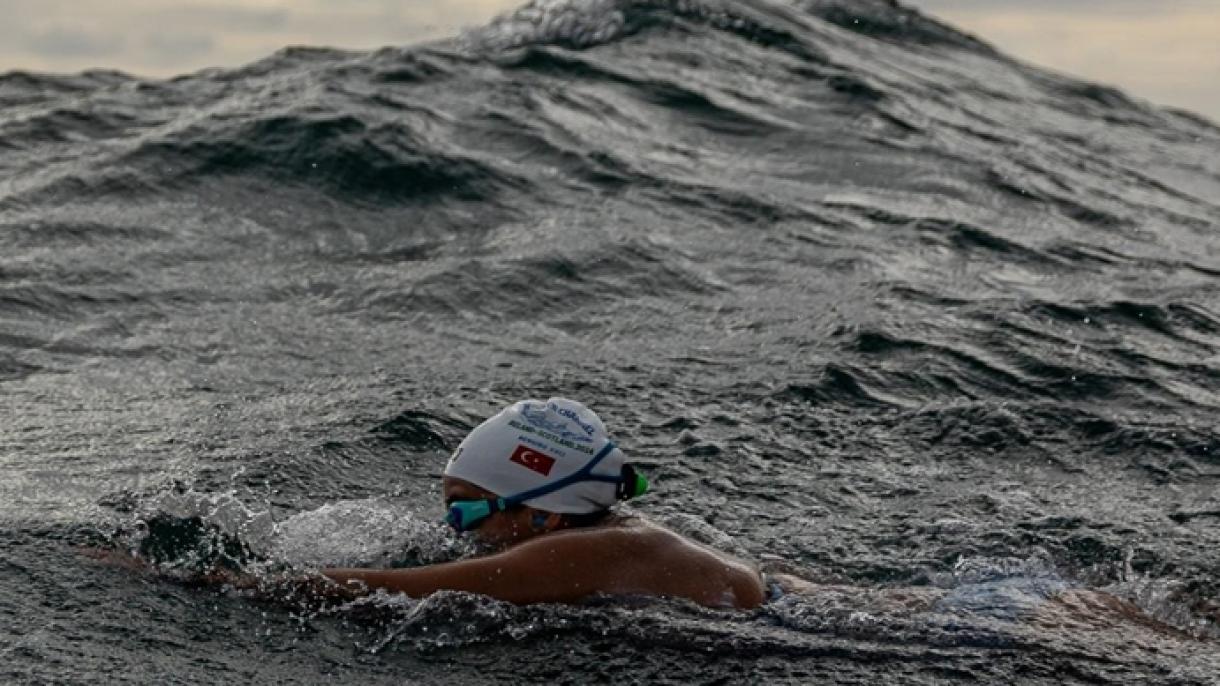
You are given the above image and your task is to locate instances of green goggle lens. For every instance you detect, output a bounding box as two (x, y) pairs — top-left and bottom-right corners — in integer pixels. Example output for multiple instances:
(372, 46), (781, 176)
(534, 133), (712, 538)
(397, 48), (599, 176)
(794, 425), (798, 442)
(629, 471), (649, 498)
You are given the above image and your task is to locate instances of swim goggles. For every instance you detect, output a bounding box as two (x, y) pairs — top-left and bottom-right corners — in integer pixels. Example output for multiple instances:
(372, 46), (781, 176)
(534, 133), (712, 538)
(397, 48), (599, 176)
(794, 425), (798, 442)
(444, 441), (649, 533)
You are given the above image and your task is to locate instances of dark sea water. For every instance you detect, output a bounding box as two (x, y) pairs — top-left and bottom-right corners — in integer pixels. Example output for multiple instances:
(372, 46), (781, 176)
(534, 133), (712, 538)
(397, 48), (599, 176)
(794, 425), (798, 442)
(3, 0), (1219, 683)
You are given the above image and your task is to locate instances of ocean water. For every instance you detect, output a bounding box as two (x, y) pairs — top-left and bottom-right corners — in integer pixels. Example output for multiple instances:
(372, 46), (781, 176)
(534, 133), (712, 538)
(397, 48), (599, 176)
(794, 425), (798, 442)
(2, 0), (1219, 683)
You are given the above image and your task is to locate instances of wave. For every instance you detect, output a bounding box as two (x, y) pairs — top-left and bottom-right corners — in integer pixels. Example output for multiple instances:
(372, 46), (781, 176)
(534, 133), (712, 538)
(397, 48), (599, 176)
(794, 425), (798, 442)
(4, 0), (1220, 680)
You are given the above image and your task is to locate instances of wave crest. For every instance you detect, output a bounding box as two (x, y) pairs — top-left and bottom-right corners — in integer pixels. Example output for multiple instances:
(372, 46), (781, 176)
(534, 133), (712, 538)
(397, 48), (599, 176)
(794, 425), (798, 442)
(466, 0), (630, 51)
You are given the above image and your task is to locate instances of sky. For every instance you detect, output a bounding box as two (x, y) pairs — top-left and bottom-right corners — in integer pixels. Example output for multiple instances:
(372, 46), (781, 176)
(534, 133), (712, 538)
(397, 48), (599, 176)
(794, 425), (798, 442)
(907, 0), (1220, 121)
(1, 0), (1217, 122)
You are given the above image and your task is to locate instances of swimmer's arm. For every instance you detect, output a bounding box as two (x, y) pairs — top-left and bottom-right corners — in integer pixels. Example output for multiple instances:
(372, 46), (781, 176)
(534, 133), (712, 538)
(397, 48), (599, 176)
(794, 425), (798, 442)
(321, 529), (640, 605)
(80, 546), (359, 604)
(323, 528), (767, 608)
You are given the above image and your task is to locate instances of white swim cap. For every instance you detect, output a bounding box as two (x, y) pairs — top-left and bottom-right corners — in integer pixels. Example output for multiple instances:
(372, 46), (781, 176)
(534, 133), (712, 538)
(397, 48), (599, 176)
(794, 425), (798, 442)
(443, 398), (627, 514)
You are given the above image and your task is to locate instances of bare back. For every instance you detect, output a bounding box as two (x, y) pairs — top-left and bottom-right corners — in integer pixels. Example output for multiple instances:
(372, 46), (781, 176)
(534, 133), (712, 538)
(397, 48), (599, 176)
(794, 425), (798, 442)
(322, 516), (767, 609)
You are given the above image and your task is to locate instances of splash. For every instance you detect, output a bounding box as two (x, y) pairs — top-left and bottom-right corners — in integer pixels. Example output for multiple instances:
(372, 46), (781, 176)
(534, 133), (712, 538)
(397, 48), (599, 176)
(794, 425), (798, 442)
(123, 489), (472, 575)
(269, 499), (465, 568)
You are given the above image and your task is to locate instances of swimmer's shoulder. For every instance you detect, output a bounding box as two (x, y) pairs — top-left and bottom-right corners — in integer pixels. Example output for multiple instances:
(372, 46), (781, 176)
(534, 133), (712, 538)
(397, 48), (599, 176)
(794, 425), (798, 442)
(554, 513), (699, 549)
(573, 515), (752, 566)
(520, 513), (669, 550)
(535, 514), (766, 608)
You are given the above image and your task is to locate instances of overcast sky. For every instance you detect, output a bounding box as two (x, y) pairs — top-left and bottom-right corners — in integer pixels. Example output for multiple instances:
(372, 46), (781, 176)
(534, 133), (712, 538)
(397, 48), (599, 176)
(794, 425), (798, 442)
(908, 0), (1220, 121)
(1, 0), (1217, 121)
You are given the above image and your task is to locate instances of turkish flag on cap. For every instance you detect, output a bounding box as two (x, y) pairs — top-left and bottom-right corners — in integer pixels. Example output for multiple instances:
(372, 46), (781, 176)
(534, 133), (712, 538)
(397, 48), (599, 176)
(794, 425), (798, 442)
(509, 445), (556, 476)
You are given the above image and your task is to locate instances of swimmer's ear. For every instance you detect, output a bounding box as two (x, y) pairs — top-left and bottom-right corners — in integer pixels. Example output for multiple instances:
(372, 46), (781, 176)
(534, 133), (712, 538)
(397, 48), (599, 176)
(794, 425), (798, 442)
(534, 511), (563, 532)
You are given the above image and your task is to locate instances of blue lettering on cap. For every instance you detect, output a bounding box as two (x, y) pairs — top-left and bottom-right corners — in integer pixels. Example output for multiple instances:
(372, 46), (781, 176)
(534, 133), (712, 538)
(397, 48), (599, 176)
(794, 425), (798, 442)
(520, 403), (594, 443)
(549, 402), (597, 436)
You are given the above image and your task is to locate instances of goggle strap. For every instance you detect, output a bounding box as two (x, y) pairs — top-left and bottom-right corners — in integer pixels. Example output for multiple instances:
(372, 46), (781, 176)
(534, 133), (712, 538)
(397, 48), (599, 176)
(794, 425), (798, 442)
(447, 442), (649, 531)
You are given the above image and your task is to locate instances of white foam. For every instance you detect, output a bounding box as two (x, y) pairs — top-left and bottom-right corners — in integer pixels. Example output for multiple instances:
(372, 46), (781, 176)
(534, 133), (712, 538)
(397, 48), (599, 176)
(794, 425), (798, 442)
(137, 488), (276, 553)
(268, 499), (465, 568)
(134, 489), (471, 570)
(465, 0), (628, 51)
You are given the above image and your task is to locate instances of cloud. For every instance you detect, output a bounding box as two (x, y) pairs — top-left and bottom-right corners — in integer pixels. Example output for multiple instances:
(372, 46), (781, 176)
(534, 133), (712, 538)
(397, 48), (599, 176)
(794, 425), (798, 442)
(906, 0), (1220, 121)
(908, 0), (1216, 13)
(142, 33), (218, 66)
(150, 6), (290, 33)
(0, 1), (515, 76)
(23, 28), (126, 59)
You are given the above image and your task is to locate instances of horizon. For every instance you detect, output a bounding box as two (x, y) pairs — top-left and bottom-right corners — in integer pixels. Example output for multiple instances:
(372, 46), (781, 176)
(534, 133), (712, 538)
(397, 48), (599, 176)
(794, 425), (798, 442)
(0, 0), (1216, 122)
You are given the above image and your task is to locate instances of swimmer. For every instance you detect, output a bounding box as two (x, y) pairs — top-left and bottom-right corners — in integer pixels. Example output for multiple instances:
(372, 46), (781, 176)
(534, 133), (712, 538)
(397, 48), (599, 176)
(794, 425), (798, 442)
(318, 398), (767, 609)
(87, 398), (768, 610)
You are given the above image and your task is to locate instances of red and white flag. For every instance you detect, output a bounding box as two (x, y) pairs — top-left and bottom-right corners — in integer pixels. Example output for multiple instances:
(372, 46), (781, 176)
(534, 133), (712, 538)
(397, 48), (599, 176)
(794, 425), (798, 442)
(509, 445), (556, 476)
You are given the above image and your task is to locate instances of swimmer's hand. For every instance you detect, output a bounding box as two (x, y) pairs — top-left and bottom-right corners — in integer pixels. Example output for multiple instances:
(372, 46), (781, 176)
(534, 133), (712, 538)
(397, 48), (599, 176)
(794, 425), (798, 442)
(191, 567), (361, 602)
(79, 546), (150, 572)
(79, 545), (361, 605)
(80, 546), (259, 590)
(198, 567), (259, 590)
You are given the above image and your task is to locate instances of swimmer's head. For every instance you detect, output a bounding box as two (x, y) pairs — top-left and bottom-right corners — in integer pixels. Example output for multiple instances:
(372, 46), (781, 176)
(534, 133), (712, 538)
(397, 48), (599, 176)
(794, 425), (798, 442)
(442, 398), (647, 543)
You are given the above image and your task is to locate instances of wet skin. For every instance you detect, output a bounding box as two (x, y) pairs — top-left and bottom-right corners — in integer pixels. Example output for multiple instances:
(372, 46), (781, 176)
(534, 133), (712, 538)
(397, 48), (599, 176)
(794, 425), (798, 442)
(319, 477), (768, 609)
